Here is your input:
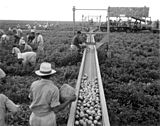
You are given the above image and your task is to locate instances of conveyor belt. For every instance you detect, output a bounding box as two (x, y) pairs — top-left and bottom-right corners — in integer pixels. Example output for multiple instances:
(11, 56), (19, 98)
(83, 45), (97, 81)
(67, 34), (110, 126)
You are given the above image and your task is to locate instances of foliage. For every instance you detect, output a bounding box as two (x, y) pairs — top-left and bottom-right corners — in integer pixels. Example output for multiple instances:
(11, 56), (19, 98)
(0, 22), (160, 126)
(98, 32), (160, 125)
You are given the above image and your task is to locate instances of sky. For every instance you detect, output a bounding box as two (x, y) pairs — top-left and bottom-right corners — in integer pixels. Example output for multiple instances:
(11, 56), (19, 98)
(0, 0), (159, 21)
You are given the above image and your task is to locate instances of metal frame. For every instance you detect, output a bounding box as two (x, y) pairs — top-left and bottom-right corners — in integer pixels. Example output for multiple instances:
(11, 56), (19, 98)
(107, 6), (150, 31)
(72, 6), (110, 49)
(67, 34), (111, 126)
(72, 6), (110, 36)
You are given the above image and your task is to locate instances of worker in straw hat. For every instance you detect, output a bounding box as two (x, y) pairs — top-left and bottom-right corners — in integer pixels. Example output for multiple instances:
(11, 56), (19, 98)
(29, 62), (76, 126)
(0, 68), (20, 126)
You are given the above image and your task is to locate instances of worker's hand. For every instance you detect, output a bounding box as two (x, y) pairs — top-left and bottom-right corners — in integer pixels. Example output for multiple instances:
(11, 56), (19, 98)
(70, 44), (77, 50)
(16, 104), (20, 107)
(69, 94), (77, 102)
(16, 104), (21, 111)
(70, 44), (74, 48)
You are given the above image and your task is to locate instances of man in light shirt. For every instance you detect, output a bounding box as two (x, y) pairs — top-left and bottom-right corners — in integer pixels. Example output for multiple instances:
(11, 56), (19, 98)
(0, 34), (9, 46)
(17, 52), (37, 71)
(0, 68), (20, 126)
(0, 68), (6, 79)
(20, 40), (33, 52)
(36, 31), (44, 52)
(35, 31), (44, 60)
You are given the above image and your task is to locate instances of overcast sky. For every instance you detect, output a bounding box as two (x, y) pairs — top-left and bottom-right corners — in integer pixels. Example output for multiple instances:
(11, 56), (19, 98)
(0, 0), (159, 21)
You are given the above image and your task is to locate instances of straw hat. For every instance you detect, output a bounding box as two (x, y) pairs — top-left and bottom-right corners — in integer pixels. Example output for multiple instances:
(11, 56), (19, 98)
(35, 62), (56, 76)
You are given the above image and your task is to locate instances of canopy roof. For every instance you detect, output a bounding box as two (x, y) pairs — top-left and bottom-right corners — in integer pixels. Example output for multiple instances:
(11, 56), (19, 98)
(109, 7), (149, 18)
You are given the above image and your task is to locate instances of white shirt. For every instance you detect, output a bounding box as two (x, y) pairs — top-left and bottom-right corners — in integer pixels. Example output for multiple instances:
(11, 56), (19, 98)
(29, 79), (60, 116)
(0, 94), (19, 126)
(18, 52), (36, 64)
(12, 47), (21, 54)
(37, 34), (44, 47)
(1, 34), (7, 41)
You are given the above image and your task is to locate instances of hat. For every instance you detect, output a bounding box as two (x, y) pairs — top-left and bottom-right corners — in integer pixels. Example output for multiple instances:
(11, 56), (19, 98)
(31, 29), (35, 33)
(0, 68), (6, 79)
(77, 31), (81, 34)
(19, 39), (25, 45)
(21, 40), (25, 45)
(35, 62), (56, 76)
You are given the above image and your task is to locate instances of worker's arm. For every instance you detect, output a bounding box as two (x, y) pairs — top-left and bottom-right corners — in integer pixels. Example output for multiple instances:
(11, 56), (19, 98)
(28, 88), (33, 101)
(4, 95), (20, 113)
(49, 88), (76, 113)
(71, 36), (76, 45)
(51, 94), (76, 113)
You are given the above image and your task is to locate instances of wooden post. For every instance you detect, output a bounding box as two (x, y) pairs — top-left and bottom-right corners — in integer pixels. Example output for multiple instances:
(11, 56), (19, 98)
(82, 15), (84, 22)
(73, 6), (76, 35)
(107, 6), (110, 44)
(99, 15), (101, 31)
(145, 17), (147, 25)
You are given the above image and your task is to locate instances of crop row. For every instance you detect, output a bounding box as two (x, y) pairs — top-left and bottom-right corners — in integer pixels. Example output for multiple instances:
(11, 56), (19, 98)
(0, 26), (159, 125)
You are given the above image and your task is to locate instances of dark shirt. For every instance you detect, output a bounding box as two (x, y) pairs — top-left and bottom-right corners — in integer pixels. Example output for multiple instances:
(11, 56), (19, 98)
(72, 35), (82, 49)
(28, 35), (35, 43)
(14, 35), (20, 44)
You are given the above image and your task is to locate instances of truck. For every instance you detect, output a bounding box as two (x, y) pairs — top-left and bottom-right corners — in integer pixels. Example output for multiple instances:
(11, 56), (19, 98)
(151, 20), (160, 33)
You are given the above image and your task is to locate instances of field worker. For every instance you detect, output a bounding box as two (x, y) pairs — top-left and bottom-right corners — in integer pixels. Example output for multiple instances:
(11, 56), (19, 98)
(0, 68), (6, 79)
(17, 26), (23, 38)
(0, 69), (20, 126)
(20, 39), (33, 52)
(0, 33), (10, 46)
(12, 28), (18, 35)
(0, 29), (4, 38)
(28, 25), (31, 30)
(35, 31), (44, 52)
(28, 30), (36, 45)
(26, 32), (30, 42)
(0, 34), (7, 43)
(14, 34), (20, 45)
(12, 45), (36, 70)
(71, 31), (86, 54)
(29, 62), (76, 126)
(12, 45), (21, 56)
(19, 38), (25, 46)
(17, 51), (37, 71)
(34, 31), (44, 61)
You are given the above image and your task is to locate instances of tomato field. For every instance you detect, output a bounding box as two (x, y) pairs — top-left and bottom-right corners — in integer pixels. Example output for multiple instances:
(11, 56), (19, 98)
(0, 20), (160, 126)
